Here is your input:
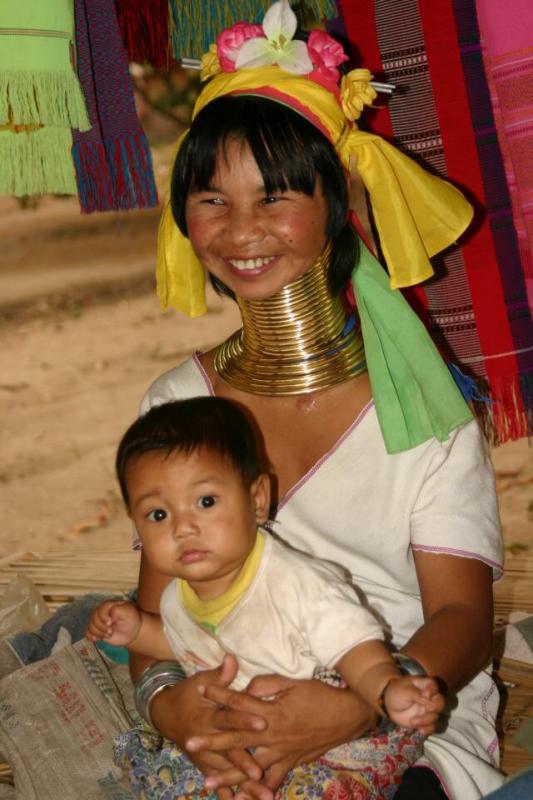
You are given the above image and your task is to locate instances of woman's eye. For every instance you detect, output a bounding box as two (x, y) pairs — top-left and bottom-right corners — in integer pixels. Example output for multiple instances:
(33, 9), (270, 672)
(262, 194), (281, 204)
(202, 196), (224, 206)
(198, 495), (216, 509)
(147, 509), (167, 522)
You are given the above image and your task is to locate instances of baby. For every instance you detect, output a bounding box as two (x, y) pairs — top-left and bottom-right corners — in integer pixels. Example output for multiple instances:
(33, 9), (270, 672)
(87, 397), (443, 733)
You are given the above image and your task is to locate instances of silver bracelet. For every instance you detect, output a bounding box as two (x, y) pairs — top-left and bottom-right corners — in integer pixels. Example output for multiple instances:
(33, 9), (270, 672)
(134, 661), (186, 729)
(393, 653), (427, 676)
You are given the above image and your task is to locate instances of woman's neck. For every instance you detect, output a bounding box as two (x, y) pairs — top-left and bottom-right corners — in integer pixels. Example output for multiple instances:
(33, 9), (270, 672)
(214, 246), (366, 395)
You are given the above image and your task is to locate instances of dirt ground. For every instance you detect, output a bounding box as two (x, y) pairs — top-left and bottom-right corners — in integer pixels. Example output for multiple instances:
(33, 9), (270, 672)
(0, 190), (531, 564)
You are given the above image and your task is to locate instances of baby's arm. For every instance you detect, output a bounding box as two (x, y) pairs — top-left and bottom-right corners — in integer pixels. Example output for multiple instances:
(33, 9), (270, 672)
(86, 599), (175, 661)
(336, 640), (444, 735)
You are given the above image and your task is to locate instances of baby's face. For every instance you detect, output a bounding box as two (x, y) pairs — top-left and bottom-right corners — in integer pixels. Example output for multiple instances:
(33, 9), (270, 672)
(125, 448), (269, 600)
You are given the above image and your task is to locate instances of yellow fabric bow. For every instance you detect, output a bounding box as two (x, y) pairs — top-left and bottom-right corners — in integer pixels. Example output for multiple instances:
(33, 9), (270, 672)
(157, 66), (472, 315)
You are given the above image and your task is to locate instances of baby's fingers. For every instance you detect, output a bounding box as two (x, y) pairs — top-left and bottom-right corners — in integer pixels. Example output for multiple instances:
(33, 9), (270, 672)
(411, 709), (440, 736)
(86, 616), (111, 641)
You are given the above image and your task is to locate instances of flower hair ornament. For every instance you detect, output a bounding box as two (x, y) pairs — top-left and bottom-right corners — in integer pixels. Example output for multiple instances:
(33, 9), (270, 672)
(157, 0), (474, 453)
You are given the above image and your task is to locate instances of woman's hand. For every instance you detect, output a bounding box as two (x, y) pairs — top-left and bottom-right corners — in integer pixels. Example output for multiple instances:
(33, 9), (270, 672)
(149, 655), (272, 800)
(188, 673), (373, 794)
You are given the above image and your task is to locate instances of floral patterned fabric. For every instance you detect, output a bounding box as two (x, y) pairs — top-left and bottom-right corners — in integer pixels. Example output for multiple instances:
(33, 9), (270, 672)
(114, 671), (423, 800)
(114, 723), (422, 800)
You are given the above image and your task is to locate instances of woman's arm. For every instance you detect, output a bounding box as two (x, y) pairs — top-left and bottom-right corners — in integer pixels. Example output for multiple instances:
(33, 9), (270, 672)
(404, 551), (494, 692)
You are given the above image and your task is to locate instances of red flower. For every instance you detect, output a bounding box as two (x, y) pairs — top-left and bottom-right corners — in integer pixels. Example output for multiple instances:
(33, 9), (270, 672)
(307, 30), (349, 83)
(216, 22), (264, 71)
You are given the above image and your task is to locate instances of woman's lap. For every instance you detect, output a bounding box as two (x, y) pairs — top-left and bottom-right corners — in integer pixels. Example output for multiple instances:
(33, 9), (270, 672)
(114, 722), (424, 800)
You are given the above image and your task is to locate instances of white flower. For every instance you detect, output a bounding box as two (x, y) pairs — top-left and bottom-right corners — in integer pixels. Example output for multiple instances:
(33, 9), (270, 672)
(235, 0), (313, 74)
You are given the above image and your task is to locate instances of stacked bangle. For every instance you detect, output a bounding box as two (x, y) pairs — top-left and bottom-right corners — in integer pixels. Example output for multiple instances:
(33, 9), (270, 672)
(134, 661), (186, 729)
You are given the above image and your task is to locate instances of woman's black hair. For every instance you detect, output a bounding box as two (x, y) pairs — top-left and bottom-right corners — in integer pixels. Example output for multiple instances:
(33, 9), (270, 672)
(171, 95), (359, 298)
(116, 397), (265, 507)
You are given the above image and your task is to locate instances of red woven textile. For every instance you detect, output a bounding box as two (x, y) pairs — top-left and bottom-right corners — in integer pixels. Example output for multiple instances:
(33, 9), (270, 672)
(476, 0), (533, 316)
(340, 0), (533, 442)
(114, 0), (171, 70)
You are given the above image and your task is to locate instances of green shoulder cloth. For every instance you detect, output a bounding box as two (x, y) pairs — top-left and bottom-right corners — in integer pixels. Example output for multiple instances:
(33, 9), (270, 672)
(353, 242), (473, 454)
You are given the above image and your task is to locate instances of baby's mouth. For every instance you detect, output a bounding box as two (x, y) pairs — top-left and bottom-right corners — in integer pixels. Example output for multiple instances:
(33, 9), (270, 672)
(179, 549), (207, 564)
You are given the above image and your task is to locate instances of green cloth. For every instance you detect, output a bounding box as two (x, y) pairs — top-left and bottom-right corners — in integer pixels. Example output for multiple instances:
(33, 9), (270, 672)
(0, 0), (90, 196)
(353, 242), (473, 453)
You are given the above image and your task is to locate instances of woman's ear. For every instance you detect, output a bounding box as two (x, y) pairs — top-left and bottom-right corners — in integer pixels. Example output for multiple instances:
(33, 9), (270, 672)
(250, 473), (271, 524)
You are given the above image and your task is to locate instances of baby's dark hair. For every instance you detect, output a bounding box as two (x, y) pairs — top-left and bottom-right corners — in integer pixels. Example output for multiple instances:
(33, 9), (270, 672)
(116, 397), (265, 506)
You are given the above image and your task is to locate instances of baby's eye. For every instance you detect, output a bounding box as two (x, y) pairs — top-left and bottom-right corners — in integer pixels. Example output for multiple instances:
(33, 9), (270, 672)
(147, 509), (167, 522)
(197, 495), (216, 509)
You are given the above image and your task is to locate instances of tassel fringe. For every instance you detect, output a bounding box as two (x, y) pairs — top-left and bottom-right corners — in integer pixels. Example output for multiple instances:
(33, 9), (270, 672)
(168, 0), (338, 58)
(0, 126), (77, 196)
(115, 0), (171, 69)
(0, 70), (90, 130)
(72, 134), (158, 213)
(471, 371), (533, 446)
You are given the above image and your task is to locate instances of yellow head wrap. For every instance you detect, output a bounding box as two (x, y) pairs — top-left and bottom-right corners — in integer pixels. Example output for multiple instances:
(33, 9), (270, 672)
(157, 49), (473, 316)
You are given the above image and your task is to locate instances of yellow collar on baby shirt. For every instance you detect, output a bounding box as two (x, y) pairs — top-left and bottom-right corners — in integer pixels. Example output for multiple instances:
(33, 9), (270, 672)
(180, 529), (266, 631)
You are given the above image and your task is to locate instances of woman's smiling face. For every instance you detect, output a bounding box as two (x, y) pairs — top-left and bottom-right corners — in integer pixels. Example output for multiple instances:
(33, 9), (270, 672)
(184, 138), (329, 300)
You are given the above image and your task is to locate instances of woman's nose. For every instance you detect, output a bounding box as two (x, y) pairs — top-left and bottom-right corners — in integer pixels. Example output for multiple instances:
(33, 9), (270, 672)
(224, 204), (265, 247)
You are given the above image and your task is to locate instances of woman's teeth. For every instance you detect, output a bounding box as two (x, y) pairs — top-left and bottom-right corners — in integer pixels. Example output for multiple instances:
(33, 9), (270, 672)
(228, 256), (276, 270)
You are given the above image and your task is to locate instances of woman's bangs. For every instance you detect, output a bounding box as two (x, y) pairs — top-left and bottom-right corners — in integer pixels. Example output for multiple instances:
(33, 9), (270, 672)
(246, 113), (318, 196)
(187, 98), (318, 196)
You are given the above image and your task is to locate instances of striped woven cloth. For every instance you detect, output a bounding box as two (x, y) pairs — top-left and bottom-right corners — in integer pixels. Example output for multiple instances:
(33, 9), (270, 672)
(71, 0), (158, 213)
(339, 0), (533, 443)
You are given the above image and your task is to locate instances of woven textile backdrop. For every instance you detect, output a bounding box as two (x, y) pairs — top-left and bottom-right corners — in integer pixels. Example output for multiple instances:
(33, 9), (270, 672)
(339, 0), (533, 443)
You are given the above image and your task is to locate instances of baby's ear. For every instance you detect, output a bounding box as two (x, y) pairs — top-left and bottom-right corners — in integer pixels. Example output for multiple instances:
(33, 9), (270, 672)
(251, 473), (271, 523)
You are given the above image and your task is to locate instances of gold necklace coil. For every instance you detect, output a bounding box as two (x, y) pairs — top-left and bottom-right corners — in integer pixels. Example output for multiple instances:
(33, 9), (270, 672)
(214, 245), (366, 395)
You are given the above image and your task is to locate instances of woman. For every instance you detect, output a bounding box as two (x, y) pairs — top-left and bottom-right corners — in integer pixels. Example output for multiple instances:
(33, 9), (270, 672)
(128, 3), (503, 799)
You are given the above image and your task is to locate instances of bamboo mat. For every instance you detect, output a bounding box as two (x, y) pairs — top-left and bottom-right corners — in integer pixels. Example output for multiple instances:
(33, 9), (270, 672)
(0, 549), (140, 613)
(494, 553), (533, 621)
(0, 548), (530, 782)
(493, 553), (533, 774)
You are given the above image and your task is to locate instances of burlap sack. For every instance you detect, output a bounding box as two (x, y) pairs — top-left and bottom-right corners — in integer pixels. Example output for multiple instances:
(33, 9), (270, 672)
(0, 640), (135, 799)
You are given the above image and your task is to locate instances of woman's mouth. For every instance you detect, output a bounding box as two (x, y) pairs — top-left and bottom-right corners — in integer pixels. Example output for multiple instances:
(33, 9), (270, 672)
(227, 256), (276, 271)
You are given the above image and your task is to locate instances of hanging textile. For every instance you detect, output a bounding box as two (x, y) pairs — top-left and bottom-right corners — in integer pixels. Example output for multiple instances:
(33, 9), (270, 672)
(114, 0), (171, 70)
(0, 0), (90, 197)
(475, 0), (533, 317)
(339, 0), (533, 443)
(72, 0), (158, 213)
(168, 0), (338, 60)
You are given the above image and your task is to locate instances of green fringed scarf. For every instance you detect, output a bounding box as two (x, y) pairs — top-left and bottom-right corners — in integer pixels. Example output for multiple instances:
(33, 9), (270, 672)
(353, 242), (473, 453)
(169, 0), (338, 59)
(0, 0), (90, 196)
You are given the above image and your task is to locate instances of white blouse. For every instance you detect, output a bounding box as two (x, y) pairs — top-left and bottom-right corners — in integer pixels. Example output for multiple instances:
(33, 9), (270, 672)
(140, 354), (504, 800)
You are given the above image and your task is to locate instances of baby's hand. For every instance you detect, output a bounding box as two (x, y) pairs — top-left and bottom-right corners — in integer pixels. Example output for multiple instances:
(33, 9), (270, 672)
(86, 599), (141, 646)
(382, 675), (445, 735)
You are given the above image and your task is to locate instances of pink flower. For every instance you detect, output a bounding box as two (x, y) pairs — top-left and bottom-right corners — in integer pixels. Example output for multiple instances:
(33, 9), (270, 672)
(216, 22), (264, 72)
(307, 30), (349, 83)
